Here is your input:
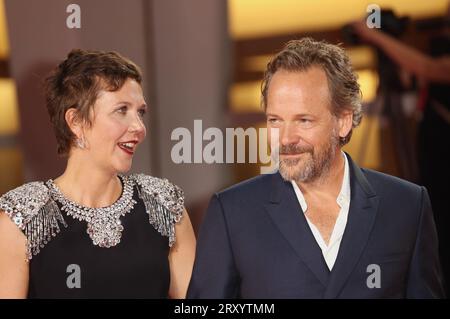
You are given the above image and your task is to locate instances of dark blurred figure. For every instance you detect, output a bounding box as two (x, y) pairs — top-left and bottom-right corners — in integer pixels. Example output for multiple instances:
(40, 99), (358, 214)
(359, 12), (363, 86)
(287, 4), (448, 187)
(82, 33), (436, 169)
(353, 7), (450, 296)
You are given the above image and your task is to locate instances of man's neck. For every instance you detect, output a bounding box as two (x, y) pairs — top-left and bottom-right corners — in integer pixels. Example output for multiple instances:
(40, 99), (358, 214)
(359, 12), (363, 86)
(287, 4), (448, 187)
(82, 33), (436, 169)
(295, 151), (346, 199)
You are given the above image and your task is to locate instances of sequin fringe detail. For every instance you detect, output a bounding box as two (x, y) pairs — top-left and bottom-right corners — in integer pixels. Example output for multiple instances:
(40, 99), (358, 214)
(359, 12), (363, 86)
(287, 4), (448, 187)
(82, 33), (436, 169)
(0, 175), (185, 260)
(136, 186), (182, 247)
(24, 199), (68, 261)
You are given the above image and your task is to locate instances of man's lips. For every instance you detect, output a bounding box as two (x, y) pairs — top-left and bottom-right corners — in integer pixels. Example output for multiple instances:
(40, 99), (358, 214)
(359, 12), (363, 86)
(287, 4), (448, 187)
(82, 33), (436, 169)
(280, 153), (301, 156)
(280, 153), (303, 159)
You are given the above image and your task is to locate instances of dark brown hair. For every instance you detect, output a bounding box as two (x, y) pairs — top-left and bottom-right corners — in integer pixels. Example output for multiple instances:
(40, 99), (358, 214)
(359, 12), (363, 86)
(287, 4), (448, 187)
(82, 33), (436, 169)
(45, 49), (142, 156)
(261, 38), (362, 146)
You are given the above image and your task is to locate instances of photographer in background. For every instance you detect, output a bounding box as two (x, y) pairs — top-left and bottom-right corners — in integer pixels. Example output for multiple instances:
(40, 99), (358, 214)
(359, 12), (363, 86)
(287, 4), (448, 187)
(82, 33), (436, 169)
(353, 9), (450, 297)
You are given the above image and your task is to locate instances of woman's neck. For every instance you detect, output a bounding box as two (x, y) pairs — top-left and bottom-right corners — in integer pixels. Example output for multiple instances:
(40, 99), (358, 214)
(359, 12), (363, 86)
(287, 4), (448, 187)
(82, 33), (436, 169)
(53, 155), (123, 208)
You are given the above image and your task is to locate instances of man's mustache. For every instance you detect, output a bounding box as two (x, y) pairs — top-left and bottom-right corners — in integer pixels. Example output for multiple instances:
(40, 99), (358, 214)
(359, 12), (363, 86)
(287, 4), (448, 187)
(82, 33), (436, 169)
(276, 144), (313, 155)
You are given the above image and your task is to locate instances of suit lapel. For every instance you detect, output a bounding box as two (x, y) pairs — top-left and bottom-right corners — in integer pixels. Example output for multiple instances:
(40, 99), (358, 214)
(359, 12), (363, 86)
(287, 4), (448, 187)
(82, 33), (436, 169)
(324, 155), (379, 298)
(264, 173), (330, 287)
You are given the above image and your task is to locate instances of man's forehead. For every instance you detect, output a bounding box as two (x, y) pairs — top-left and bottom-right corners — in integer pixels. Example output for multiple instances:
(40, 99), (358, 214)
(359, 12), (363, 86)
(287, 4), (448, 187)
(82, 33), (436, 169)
(267, 68), (331, 106)
(270, 66), (328, 85)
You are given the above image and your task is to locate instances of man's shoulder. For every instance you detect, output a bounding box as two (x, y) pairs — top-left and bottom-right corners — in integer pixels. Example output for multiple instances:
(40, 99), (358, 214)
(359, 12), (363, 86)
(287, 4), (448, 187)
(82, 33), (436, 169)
(216, 172), (275, 201)
(361, 167), (423, 197)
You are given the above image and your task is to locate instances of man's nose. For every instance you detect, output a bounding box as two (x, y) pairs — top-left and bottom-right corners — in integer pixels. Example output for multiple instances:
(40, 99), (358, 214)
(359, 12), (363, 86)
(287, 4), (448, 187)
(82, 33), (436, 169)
(280, 124), (299, 146)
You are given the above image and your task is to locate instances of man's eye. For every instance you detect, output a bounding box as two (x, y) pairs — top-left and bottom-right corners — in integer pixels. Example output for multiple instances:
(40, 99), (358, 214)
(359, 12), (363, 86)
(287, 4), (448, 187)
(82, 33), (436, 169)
(268, 118), (279, 123)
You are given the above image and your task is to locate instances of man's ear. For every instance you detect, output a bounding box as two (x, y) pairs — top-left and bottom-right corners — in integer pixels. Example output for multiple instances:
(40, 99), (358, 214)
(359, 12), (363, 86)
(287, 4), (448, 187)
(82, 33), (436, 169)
(337, 111), (353, 140)
(65, 108), (83, 138)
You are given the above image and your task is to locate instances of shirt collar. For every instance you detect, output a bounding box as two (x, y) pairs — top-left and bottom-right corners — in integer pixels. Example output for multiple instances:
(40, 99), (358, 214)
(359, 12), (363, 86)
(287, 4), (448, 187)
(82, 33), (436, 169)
(291, 152), (351, 213)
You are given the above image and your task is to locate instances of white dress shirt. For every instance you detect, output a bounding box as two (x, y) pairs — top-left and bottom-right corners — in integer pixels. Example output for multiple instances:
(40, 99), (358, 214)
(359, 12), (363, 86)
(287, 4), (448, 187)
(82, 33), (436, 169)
(291, 152), (351, 270)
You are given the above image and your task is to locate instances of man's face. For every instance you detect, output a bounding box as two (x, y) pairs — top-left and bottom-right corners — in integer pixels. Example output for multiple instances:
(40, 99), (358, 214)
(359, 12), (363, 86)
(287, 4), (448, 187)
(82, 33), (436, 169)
(266, 67), (342, 183)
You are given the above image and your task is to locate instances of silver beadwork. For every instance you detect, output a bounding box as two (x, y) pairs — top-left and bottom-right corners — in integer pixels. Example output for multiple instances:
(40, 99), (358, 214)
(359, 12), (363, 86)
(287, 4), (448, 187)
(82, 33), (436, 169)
(0, 174), (185, 260)
(46, 175), (137, 248)
(0, 182), (67, 260)
(132, 174), (184, 247)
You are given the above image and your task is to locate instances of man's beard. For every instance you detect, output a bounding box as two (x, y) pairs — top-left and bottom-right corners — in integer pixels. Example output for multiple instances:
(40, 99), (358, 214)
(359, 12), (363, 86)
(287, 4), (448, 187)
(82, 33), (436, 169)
(277, 129), (340, 183)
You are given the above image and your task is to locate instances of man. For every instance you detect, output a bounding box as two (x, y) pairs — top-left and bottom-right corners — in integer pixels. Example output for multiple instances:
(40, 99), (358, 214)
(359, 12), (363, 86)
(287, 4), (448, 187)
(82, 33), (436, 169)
(187, 38), (445, 298)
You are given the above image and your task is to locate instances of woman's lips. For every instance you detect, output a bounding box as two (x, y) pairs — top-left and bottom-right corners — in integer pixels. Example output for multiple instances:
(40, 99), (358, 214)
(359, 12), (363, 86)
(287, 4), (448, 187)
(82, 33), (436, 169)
(118, 144), (134, 155)
(117, 141), (137, 155)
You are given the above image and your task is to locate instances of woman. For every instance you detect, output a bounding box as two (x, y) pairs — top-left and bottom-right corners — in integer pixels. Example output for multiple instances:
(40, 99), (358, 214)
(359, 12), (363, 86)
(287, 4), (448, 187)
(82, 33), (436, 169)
(0, 49), (196, 298)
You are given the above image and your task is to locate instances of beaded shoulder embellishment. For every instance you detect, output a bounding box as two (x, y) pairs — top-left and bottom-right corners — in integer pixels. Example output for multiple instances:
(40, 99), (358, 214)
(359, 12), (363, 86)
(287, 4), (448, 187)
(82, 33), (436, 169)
(46, 175), (137, 248)
(131, 174), (185, 247)
(0, 182), (67, 260)
(0, 174), (185, 260)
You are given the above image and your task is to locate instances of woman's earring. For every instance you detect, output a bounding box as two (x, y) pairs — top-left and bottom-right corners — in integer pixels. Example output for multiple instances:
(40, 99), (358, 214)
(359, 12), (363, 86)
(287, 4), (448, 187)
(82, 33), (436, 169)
(76, 136), (86, 149)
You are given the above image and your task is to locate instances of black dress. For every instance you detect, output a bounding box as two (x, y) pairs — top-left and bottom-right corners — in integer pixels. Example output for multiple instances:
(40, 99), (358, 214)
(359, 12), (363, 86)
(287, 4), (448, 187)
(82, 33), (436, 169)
(0, 174), (185, 299)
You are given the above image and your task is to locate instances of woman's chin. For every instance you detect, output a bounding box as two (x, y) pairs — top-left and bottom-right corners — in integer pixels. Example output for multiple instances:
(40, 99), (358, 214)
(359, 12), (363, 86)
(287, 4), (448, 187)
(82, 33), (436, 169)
(114, 162), (132, 174)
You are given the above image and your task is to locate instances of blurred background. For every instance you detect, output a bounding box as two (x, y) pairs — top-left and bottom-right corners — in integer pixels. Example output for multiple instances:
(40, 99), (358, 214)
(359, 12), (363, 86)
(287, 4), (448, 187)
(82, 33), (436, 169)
(0, 0), (449, 237)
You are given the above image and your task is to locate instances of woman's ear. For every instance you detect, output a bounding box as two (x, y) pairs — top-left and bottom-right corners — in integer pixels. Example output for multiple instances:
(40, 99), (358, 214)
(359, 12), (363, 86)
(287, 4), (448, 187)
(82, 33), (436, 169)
(65, 108), (83, 138)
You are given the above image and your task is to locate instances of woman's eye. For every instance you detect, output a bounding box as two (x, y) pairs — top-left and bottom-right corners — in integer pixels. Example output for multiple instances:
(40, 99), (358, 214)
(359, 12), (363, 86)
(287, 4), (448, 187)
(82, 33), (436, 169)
(138, 108), (147, 117)
(268, 118), (278, 124)
(117, 106), (128, 114)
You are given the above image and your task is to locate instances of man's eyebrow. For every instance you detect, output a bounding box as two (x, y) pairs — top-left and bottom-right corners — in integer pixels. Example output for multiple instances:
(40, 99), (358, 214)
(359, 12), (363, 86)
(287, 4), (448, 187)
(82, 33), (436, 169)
(266, 113), (314, 117)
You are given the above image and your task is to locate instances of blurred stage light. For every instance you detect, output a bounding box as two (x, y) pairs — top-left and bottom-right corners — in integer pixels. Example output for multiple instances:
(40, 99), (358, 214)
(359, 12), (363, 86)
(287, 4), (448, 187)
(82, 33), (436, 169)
(229, 0), (448, 39)
(0, 0), (9, 59)
(0, 78), (20, 135)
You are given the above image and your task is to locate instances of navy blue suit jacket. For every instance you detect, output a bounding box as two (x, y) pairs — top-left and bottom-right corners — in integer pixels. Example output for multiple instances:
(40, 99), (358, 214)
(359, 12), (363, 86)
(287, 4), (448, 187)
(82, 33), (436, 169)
(187, 155), (445, 298)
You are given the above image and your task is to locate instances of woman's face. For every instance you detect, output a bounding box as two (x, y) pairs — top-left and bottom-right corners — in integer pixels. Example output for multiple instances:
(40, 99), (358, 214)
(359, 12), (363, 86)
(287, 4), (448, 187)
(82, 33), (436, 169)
(81, 78), (147, 174)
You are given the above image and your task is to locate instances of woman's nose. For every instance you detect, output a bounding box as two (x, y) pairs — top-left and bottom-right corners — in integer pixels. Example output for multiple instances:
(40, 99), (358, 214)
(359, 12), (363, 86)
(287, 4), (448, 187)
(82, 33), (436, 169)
(128, 112), (146, 135)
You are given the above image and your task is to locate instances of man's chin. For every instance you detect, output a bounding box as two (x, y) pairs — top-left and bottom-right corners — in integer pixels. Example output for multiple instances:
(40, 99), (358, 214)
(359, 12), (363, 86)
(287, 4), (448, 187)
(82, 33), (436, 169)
(279, 157), (317, 182)
(279, 165), (303, 182)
